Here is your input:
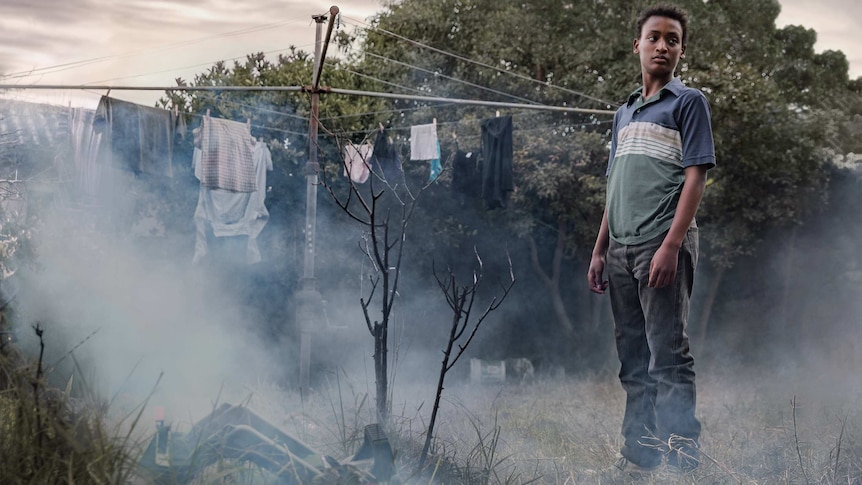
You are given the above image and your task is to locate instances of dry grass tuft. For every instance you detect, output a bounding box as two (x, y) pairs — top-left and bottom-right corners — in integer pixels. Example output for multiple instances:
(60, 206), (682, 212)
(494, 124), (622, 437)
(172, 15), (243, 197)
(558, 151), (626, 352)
(0, 342), (144, 484)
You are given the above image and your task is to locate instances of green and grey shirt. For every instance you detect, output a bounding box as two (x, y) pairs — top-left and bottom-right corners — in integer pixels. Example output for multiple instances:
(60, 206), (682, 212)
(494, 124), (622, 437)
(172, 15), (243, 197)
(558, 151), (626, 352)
(606, 77), (716, 245)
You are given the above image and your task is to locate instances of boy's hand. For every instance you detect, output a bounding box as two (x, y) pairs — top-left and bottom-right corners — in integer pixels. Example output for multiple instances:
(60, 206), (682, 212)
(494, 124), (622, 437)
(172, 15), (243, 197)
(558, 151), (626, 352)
(649, 244), (678, 288)
(588, 255), (609, 294)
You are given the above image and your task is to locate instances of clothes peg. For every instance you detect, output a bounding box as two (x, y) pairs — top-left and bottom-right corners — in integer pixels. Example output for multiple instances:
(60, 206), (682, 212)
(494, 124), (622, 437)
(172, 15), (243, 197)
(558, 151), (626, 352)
(495, 110), (500, 117)
(432, 118), (437, 126)
(379, 122), (384, 132)
(206, 109), (211, 118)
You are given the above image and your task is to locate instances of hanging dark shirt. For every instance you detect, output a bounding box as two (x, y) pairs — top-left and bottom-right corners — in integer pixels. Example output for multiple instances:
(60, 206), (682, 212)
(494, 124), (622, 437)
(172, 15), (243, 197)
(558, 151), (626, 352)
(93, 96), (174, 177)
(452, 148), (479, 197)
(480, 115), (514, 209)
(369, 128), (403, 185)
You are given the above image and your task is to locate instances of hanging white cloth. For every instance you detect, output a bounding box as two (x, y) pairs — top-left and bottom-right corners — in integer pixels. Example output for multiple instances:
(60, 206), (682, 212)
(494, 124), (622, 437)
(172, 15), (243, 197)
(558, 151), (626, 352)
(192, 140), (273, 264)
(69, 107), (103, 200)
(343, 143), (373, 183)
(410, 123), (439, 160)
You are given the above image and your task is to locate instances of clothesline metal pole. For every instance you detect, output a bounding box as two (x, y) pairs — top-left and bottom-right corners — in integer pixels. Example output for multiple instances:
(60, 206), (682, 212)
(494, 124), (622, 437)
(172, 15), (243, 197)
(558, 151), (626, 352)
(297, 5), (338, 392)
(325, 87), (617, 115)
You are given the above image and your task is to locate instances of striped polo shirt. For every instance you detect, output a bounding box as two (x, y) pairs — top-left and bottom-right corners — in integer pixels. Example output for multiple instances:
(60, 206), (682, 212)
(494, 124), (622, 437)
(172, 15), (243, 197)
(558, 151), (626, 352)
(606, 77), (716, 245)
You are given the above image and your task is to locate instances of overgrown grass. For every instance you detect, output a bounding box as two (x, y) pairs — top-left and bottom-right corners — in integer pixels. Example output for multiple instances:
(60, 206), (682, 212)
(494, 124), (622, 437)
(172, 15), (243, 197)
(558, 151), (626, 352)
(4, 346), (862, 484)
(238, 367), (862, 484)
(0, 341), (145, 484)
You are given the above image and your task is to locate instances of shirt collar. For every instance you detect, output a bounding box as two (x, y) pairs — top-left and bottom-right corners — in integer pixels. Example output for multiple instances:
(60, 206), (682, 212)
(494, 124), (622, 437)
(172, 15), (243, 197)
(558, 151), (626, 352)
(626, 77), (685, 106)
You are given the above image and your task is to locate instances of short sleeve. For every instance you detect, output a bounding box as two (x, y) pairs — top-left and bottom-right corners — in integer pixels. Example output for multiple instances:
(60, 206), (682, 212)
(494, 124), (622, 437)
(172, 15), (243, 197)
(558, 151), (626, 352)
(677, 90), (716, 169)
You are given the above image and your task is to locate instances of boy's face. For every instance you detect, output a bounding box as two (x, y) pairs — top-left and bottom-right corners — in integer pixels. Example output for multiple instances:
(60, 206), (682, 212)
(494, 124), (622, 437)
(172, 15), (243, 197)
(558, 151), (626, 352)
(634, 15), (685, 79)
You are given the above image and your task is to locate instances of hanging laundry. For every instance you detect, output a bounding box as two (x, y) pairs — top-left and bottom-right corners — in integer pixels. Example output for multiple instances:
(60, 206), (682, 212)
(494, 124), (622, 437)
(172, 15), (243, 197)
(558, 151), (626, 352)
(410, 123), (439, 161)
(93, 96), (174, 177)
(199, 116), (257, 193)
(343, 143), (373, 184)
(452, 148), (479, 199)
(192, 140), (273, 265)
(369, 128), (402, 185)
(429, 140), (442, 182)
(480, 115), (514, 209)
(69, 108), (103, 201)
(173, 109), (188, 143)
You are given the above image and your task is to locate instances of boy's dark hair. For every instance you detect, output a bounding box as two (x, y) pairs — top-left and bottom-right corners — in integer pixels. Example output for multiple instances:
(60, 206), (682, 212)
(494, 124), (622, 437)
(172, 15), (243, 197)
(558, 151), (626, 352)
(636, 4), (689, 47)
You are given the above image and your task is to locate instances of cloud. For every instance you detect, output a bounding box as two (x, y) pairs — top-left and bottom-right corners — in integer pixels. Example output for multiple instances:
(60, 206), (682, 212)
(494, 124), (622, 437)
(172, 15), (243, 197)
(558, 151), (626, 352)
(0, 0), (382, 90)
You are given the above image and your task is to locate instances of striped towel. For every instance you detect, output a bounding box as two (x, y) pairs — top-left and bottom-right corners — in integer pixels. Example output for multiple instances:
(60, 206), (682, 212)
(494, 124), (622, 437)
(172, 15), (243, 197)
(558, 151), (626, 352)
(200, 116), (256, 192)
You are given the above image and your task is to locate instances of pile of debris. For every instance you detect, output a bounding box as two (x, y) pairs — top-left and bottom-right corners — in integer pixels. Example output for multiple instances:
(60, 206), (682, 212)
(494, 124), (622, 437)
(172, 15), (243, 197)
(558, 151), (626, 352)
(137, 403), (395, 484)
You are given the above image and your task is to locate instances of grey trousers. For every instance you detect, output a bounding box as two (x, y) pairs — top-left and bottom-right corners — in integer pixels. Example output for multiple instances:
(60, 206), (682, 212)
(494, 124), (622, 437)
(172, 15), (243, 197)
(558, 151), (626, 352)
(607, 228), (701, 468)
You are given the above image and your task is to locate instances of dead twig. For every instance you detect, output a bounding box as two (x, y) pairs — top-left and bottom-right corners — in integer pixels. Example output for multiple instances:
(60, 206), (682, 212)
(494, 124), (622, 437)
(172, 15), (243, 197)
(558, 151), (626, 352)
(792, 396), (811, 485)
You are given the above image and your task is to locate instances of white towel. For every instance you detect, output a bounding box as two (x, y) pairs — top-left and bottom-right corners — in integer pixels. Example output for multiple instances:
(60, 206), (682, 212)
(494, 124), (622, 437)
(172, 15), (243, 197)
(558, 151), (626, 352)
(410, 123), (439, 160)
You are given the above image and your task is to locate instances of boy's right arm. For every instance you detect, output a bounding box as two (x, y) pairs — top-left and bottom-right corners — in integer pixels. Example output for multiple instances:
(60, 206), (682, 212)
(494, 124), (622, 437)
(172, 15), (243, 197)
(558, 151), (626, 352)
(588, 207), (610, 294)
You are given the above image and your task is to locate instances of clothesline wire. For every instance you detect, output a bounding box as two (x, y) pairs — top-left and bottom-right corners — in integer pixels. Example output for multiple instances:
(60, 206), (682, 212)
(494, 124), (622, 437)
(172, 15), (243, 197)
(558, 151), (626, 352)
(5, 89), (608, 145)
(327, 115), (613, 139)
(341, 15), (616, 108)
(208, 96), (308, 122)
(319, 102), (458, 122)
(191, 111), (308, 138)
(357, 49), (544, 106)
(185, 91), (608, 142)
(334, 65), (425, 95)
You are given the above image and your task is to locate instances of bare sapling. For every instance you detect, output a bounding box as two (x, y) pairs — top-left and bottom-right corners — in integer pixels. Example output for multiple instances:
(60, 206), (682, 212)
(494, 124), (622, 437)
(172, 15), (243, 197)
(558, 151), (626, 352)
(319, 129), (431, 422)
(418, 249), (515, 470)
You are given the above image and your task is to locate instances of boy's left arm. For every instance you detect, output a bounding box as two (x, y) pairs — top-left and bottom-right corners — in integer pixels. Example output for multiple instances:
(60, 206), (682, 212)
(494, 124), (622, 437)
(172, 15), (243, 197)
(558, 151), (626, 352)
(648, 164), (708, 288)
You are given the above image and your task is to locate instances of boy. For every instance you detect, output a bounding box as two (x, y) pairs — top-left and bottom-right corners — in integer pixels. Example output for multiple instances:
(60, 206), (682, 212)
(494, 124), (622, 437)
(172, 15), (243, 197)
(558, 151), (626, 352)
(587, 3), (716, 477)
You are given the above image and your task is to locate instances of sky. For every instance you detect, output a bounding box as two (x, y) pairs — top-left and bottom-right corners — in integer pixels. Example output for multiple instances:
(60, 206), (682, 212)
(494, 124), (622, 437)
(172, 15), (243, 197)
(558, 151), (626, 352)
(0, 0), (860, 110)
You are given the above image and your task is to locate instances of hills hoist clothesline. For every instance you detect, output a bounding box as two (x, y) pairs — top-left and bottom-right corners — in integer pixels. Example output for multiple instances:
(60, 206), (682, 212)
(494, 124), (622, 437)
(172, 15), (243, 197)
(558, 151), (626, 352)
(0, 4), (616, 390)
(1, 82), (612, 210)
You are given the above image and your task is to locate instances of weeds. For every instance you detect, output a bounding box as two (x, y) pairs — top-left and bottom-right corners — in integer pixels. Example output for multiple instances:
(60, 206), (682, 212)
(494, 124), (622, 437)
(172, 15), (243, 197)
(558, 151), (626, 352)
(0, 327), (145, 484)
(6, 334), (862, 484)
